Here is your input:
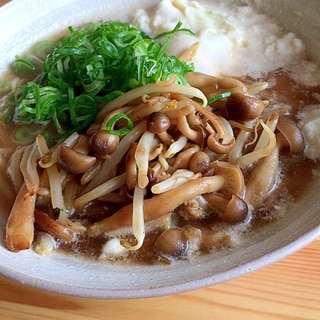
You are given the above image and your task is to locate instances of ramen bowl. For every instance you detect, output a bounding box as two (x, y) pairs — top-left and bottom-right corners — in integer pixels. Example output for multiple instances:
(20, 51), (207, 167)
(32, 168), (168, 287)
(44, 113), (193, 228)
(0, 0), (319, 299)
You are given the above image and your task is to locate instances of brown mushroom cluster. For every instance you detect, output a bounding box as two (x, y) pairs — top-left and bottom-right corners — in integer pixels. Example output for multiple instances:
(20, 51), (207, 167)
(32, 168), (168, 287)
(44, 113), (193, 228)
(4, 71), (306, 263)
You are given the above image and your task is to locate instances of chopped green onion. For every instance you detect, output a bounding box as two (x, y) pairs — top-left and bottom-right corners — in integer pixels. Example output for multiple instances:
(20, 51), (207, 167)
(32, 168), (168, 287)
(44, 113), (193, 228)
(14, 126), (41, 144)
(208, 92), (232, 104)
(106, 113), (134, 136)
(32, 40), (57, 61)
(3, 21), (194, 143)
(0, 80), (11, 95)
(10, 55), (39, 77)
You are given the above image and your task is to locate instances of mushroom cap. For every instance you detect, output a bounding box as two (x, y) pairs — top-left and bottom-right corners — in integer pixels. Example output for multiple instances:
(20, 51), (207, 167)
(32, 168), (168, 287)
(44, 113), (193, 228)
(204, 193), (248, 224)
(153, 228), (189, 258)
(276, 115), (304, 153)
(57, 144), (97, 175)
(226, 93), (266, 121)
(189, 151), (211, 174)
(90, 130), (120, 155)
(210, 160), (245, 195)
(146, 112), (171, 134)
(223, 194), (248, 224)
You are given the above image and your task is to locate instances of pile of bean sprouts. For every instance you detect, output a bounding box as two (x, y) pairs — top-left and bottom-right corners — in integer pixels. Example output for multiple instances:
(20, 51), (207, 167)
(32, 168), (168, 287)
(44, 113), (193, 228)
(4, 71), (305, 261)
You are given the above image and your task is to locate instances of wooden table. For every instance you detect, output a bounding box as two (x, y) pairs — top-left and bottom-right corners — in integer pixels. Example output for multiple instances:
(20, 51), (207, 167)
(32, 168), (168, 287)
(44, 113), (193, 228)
(0, 239), (318, 320)
(0, 0), (319, 319)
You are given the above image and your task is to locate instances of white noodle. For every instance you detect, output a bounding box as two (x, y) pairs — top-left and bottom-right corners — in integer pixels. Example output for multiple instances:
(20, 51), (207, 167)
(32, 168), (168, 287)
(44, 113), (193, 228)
(63, 132), (80, 147)
(151, 169), (198, 194)
(253, 113), (279, 151)
(36, 135), (66, 214)
(135, 131), (156, 188)
(164, 135), (188, 158)
(74, 172), (127, 208)
(238, 115), (278, 168)
(38, 149), (57, 168)
(121, 185), (145, 251)
(96, 82), (208, 124)
(20, 144), (40, 193)
(7, 147), (24, 193)
(228, 120), (256, 164)
(158, 152), (170, 171)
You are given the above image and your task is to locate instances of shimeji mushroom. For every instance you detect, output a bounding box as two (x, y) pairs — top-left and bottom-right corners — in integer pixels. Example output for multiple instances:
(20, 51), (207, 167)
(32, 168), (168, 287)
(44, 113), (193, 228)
(176, 114), (205, 146)
(276, 115), (304, 154)
(226, 92), (268, 121)
(125, 142), (138, 192)
(245, 115), (305, 209)
(57, 143), (97, 175)
(172, 144), (201, 170)
(34, 209), (75, 242)
(153, 227), (202, 259)
(203, 193), (248, 224)
(245, 138), (280, 209)
(90, 130), (120, 156)
(192, 100), (235, 154)
(185, 72), (246, 97)
(188, 151), (211, 174)
(87, 160), (244, 236)
(153, 228), (189, 258)
(146, 111), (174, 145)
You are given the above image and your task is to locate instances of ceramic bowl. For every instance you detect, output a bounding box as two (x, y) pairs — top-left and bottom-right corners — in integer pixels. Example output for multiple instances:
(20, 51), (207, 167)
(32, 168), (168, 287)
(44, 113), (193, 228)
(0, 0), (319, 299)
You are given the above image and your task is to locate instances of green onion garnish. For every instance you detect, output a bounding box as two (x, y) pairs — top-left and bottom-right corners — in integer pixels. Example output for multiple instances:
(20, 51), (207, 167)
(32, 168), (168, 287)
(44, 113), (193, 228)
(208, 92), (232, 104)
(105, 113), (134, 136)
(2, 21), (194, 143)
(14, 126), (41, 144)
(0, 80), (11, 95)
(10, 55), (40, 77)
(32, 40), (57, 61)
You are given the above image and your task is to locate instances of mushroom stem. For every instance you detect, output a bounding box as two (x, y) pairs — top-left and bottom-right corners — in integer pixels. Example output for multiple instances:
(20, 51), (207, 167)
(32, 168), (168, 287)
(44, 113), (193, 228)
(88, 175), (225, 236)
(185, 72), (246, 94)
(126, 142), (138, 191)
(88, 161), (244, 236)
(194, 102), (231, 141)
(245, 141), (280, 208)
(34, 209), (75, 242)
(172, 144), (200, 170)
(176, 115), (203, 145)
(157, 131), (174, 145)
(207, 134), (235, 154)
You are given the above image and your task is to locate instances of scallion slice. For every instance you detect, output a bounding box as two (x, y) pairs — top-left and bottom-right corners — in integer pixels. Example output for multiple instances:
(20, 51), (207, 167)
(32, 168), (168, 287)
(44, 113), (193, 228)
(208, 92), (232, 104)
(105, 113), (134, 136)
(0, 80), (11, 95)
(10, 56), (39, 77)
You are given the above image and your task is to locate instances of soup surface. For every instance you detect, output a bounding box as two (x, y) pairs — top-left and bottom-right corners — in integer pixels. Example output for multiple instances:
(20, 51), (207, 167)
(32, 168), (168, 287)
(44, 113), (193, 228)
(0, 0), (319, 265)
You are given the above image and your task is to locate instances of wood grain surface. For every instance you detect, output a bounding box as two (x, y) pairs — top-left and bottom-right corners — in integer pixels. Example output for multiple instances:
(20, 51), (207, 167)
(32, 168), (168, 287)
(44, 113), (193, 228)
(0, 0), (319, 319)
(0, 238), (319, 320)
